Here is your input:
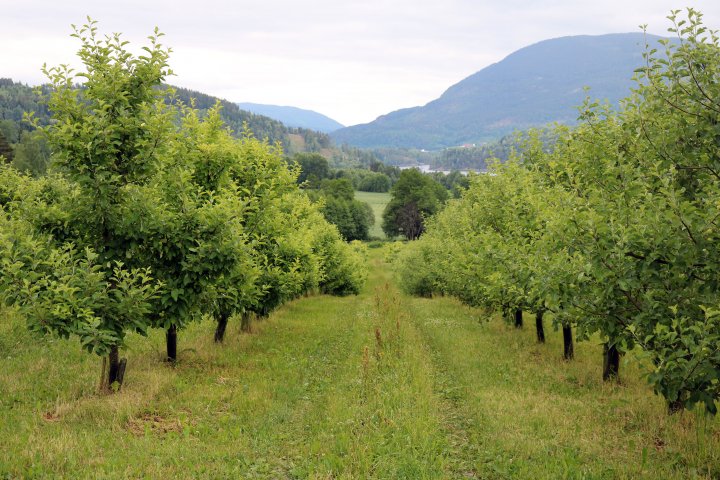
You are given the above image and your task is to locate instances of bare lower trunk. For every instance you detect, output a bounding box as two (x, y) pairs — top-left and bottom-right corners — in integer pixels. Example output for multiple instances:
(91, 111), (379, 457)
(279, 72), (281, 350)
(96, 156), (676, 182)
(241, 311), (252, 333)
(104, 345), (126, 392)
(108, 345), (119, 385)
(514, 309), (523, 328)
(535, 310), (545, 343)
(502, 304), (512, 323)
(602, 342), (620, 381)
(166, 325), (177, 362)
(117, 358), (127, 387)
(214, 314), (229, 343)
(668, 398), (685, 414)
(562, 324), (574, 360)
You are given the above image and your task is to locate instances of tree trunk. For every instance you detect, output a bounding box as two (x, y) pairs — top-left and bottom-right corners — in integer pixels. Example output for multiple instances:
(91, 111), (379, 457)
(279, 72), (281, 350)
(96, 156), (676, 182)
(602, 342), (620, 381)
(166, 324), (177, 362)
(668, 397), (685, 414)
(108, 345), (120, 387)
(514, 309), (523, 328)
(535, 310), (545, 343)
(117, 358), (127, 389)
(104, 345), (127, 392)
(214, 314), (229, 343)
(241, 311), (252, 333)
(562, 324), (574, 360)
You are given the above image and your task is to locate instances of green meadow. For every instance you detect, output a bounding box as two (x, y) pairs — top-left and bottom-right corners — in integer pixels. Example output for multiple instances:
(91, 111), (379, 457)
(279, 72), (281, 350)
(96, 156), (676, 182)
(354, 191), (391, 239)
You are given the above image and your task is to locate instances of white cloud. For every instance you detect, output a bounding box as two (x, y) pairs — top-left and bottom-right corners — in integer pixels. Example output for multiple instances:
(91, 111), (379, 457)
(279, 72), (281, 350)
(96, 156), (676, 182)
(2, 0), (720, 125)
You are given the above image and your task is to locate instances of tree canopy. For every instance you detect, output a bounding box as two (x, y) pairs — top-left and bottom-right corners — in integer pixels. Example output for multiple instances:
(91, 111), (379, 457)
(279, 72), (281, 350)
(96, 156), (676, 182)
(382, 168), (448, 240)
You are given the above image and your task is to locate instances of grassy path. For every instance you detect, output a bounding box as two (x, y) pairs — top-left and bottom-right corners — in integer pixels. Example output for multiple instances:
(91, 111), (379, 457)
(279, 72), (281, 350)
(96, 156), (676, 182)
(403, 276), (720, 479)
(1, 246), (719, 478)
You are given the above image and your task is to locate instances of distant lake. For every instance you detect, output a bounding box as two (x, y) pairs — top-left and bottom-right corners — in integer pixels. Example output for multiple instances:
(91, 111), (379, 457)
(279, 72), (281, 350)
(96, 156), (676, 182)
(398, 164), (475, 175)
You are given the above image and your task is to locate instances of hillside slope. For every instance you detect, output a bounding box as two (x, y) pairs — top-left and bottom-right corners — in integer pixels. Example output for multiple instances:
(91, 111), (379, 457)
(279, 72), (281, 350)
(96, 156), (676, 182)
(332, 33), (666, 149)
(0, 79), (332, 155)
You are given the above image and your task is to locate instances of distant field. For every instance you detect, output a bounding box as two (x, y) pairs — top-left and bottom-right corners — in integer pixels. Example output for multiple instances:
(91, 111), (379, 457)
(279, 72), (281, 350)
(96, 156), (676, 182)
(355, 191), (391, 239)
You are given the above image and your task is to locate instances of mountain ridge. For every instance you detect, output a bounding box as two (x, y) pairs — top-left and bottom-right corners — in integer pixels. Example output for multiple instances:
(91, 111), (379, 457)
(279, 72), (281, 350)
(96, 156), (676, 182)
(332, 32), (668, 150)
(237, 102), (344, 133)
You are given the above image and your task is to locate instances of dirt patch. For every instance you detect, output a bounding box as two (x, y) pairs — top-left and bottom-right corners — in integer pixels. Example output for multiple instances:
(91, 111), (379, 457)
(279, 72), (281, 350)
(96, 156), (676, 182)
(126, 412), (193, 436)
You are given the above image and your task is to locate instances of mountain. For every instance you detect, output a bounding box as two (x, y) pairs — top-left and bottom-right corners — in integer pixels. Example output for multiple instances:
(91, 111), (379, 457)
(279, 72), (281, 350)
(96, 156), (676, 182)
(237, 103), (344, 133)
(332, 33), (667, 150)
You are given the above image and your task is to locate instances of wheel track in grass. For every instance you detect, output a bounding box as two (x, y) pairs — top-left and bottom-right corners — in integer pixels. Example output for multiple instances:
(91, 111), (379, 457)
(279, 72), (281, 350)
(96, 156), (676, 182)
(228, 292), (372, 477)
(358, 249), (491, 478)
(403, 296), (490, 479)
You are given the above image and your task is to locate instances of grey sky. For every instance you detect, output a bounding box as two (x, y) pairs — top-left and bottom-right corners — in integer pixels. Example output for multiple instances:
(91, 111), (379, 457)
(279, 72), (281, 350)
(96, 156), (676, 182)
(2, 1), (720, 126)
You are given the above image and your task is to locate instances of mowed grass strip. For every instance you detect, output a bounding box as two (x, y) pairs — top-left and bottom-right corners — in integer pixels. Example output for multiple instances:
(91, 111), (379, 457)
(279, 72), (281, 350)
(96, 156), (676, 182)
(284, 252), (452, 478)
(407, 294), (720, 479)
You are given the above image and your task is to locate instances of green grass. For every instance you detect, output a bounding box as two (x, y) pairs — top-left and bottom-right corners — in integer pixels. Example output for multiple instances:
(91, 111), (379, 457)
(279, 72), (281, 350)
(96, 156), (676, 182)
(354, 190), (391, 239)
(1, 246), (719, 478)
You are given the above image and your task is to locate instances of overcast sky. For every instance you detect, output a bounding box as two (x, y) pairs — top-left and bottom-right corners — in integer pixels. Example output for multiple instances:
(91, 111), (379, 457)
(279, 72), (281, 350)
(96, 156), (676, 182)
(2, 1), (720, 126)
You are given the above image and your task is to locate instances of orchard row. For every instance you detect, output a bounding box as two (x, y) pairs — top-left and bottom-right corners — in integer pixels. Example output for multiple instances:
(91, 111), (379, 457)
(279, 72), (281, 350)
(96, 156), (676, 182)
(397, 10), (720, 414)
(0, 21), (366, 391)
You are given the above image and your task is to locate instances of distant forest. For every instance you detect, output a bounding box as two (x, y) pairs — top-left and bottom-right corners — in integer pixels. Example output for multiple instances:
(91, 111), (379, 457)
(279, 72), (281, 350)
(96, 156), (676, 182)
(0, 77), (522, 173)
(0, 78), (384, 173)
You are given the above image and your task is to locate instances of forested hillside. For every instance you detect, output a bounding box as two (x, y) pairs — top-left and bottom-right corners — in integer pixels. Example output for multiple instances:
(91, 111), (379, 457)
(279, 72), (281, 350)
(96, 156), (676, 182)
(0, 79), (332, 155)
(0, 79), (390, 171)
(174, 87), (332, 153)
(332, 33), (669, 149)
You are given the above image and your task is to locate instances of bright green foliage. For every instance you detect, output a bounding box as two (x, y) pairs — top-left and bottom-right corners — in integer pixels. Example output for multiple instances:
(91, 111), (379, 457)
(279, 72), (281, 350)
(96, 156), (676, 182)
(218, 128), (367, 317)
(0, 207), (156, 356)
(231, 138), (317, 318)
(394, 240), (442, 298)
(311, 179), (375, 241)
(382, 168), (448, 240)
(119, 106), (260, 338)
(0, 20), (174, 366)
(398, 9), (720, 414)
(274, 190), (367, 299)
(314, 233), (368, 296)
(0, 19), (366, 389)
